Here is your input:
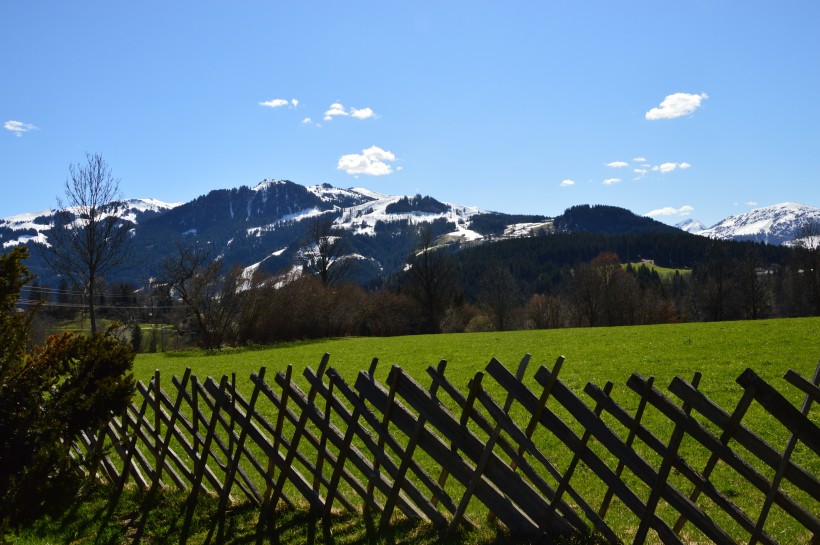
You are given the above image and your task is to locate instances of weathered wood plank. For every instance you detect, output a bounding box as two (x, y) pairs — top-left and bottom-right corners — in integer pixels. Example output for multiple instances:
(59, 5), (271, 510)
(749, 363), (820, 545)
(356, 368), (538, 534)
(317, 368), (445, 521)
(389, 366), (583, 537)
(668, 376), (820, 499)
(584, 381), (774, 544)
(253, 371), (377, 513)
(784, 366), (820, 404)
(533, 367), (693, 545)
(281, 368), (429, 520)
(736, 368), (820, 457)
(629, 374), (820, 536)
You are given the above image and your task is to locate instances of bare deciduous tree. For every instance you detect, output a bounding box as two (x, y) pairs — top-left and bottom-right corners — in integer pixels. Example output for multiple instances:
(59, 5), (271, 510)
(161, 241), (243, 350)
(299, 214), (352, 287)
(45, 153), (130, 334)
(406, 225), (456, 332)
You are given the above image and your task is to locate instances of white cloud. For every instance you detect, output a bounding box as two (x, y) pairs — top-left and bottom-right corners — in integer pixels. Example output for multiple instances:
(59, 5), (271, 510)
(679, 162), (692, 169)
(634, 168), (648, 175)
(324, 102), (348, 121)
(4, 120), (38, 137)
(560, 179), (575, 187)
(603, 178), (622, 186)
(646, 92), (708, 120)
(746, 200), (758, 206)
(259, 98), (298, 108)
(645, 205), (695, 217)
(633, 157), (647, 163)
(324, 102), (377, 121)
(350, 107), (375, 119)
(302, 117), (313, 124)
(655, 162), (678, 173)
(606, 161), (629, 168)
(337, 145), (397, 176)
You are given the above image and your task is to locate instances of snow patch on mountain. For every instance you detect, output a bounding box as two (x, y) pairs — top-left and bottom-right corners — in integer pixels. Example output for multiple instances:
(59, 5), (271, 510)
(120, 198), (182, 223)
(503, 221), (553, 238)
(698, 202), (820, 245)
(1, 210), (53, 230)
(676, 218), (707, 234)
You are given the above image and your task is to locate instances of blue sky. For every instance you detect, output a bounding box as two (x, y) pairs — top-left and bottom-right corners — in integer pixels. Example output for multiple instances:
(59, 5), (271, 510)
(2, 1), (819, 226)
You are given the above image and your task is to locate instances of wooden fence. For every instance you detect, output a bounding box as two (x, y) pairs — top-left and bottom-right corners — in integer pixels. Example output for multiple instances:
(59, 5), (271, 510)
(73, 355), (820, 544)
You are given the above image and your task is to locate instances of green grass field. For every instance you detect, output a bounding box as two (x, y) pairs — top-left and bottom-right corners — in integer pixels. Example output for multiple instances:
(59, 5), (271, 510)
(15, 317), (820, 544)
(135, 317), (819, 409)
(623, 261), (690, 278)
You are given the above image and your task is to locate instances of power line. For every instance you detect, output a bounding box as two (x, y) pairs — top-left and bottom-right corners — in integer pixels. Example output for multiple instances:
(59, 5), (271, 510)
(16, 299), (178, 310)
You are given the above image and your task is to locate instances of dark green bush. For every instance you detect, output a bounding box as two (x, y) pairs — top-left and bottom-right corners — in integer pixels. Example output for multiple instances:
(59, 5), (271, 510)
(0, 247), (135, 537)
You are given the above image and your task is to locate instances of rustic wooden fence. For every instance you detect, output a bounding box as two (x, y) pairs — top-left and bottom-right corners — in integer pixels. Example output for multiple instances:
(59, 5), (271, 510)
(73, 355), (820, 544)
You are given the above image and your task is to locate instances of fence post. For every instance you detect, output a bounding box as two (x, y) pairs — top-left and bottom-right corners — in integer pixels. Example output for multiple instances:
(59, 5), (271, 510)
(513, 355), (564, 472)
(487, 354), (529, 525)
(749, 362), (820, 545)
(192, 375), (200, 455)
(150, 368), (192, 494)
(672, 378), (756, 534)
(366, 362), (401, 512)
(379, 362), (450, 532)
(538, 380), (617, 544)
(218, 368), (266, 527)
(153, 369), (161, 485)
(598, 375), (654, 519)
(634, 372), (700, 545)
(268, 354), (330, 514)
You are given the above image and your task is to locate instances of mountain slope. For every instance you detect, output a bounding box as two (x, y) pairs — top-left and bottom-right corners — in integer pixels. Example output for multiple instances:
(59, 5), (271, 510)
(556, 204), (682, 235)
(0, 198), (181, 250)
(3, 180), (813, 288)
(675, 218), (707, 234)
(698, 202), (820, 245)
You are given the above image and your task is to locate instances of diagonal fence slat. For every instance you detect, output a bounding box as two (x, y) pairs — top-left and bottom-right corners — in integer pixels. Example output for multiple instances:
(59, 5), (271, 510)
(77, 356), (820, 545)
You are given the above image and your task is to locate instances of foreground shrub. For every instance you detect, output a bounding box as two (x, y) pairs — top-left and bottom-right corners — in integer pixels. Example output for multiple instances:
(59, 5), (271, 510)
(0, 248), (135, 537)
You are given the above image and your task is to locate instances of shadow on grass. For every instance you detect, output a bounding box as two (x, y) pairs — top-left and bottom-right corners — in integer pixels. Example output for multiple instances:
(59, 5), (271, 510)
(15, 485), (600, 545)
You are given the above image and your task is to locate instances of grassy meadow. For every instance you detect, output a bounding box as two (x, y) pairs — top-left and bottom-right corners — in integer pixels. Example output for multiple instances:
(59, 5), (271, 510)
(16, 317), (819, 544)
(135, 317), (819, 409)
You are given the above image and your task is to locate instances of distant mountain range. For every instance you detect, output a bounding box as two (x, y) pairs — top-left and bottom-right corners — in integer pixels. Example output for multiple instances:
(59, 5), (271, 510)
(676, 202), (820, 246)
(2, 179), (817, 286)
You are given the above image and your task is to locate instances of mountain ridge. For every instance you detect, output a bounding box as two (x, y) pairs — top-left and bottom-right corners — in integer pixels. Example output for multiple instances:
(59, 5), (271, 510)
(2, 179), (817, 287)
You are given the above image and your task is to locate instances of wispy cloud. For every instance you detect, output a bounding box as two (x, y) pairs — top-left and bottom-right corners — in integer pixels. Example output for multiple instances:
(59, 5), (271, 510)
(603, 178), (622, 186)
(259, 98), (299, 108)
(746, 200), (758, 206)
(337, 146), (396, 176)
(324, 102), (377, 122)
(645, 92), (708, 120)
(606, 161), (629, 168)
(633, 156), (647, 163)
(560, 179), (575, 187)
(4, 120), (38, 137)
(654, 162), (678, 174)
(645, 205), (694, 217)
(650, 162), (691, 174)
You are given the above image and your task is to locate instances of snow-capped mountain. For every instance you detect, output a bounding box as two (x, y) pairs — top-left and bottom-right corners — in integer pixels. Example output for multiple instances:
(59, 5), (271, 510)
(2, 179), (550, 285)
(675, 218), (707, 234)
(5, 178), (811, 287)
(1, 198), (181, 249)
(698, 202), (820, 245)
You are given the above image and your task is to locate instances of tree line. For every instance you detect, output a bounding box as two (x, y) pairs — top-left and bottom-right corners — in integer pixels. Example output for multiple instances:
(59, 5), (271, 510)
(19, 153), (820, 350)
(30, 218), (816, 352)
